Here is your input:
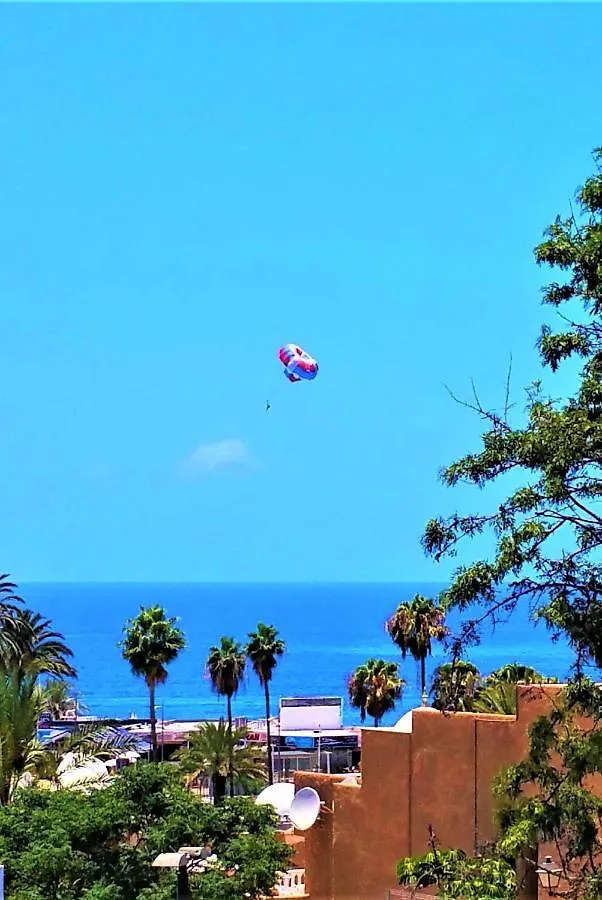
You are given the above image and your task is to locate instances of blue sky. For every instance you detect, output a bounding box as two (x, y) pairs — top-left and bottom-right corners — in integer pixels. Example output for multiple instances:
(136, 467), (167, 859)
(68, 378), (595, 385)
(1, 3), (601, 582)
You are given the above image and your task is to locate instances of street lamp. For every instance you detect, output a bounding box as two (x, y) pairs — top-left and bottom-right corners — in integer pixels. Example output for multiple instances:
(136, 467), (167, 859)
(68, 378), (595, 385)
(152, 846), (213, 900)
(536, 855), (562, 893)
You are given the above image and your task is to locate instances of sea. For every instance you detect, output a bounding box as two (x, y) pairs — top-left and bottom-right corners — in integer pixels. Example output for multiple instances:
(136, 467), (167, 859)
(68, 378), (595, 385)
(21, 582), (588, 727)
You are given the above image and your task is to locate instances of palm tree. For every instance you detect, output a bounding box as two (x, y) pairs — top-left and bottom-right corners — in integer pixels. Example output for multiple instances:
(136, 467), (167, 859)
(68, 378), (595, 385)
(246, 623), (285, 785)
(34, 723), (140, 791)
(120, 606), (186, 763)
(2, 609), (76, 680)
(347, 658), (404, 727)
(473, 663), (558, 715)
(175, 721), (267, 804)
(0, 670), (47, 804)
(430, 660), (481, 712)
(386, 595), (448, 702)
(206, 637), (246, 797)
(42, 679), (88, 720)
(472, 680), (519, 715)
(0, 574), (24, 659)
(487, 663), (558, 685)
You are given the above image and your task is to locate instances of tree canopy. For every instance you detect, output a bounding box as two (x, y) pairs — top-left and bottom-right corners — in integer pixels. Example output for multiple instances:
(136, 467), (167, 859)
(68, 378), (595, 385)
(207, 637), (246, 797)
(120, 606), (185, 762)
(246, 623), (285, 784)
(174, 721), (267, 804)
(0, 763), (291, 899)
(386, 595), (448, 698)
(400, 148), (602, 899)
(430, 660), (556, 714)
(348, 658), (404, 726)
(421, 148), (602, 667)
(397, 839), (515, 900)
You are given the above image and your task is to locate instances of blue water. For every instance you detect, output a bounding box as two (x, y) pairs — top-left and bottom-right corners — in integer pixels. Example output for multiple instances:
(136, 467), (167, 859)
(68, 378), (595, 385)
(21, 582), (587, 727)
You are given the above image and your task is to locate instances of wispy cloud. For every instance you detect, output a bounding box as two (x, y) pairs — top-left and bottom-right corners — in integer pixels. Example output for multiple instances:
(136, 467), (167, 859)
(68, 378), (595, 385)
(178, 439), (254, 478)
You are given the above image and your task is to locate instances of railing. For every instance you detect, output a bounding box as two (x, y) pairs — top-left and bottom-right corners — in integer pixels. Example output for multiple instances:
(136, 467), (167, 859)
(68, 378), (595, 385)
(274, 868), (308, 897)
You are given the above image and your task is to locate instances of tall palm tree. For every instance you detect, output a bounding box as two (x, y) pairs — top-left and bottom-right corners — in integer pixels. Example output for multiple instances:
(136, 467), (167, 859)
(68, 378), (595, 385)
(386, 595), (448, 701)
(2, 609), (76, 680)
(175, 721), (267, 804)
(206, 637), (246, 797)
(347, 658), (404, 727)
(120, 606), (186, 763)
(246, 623), (285, 785)
(430, 660), (481, 712)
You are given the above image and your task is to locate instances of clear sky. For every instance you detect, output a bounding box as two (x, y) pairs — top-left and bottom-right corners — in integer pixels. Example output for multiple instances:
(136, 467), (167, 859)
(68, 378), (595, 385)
(1, 2), (601, 582)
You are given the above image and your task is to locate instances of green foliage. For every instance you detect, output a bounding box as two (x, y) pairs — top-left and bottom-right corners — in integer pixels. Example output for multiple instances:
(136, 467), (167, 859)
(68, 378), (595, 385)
(120, 605), (185, 761)
(397, 844), (515, 899)
(207, 637), (246, 797)
(174, 721), (267, 803)
(417, 150), (602, 899)
(386, 595), (448, 695)
(473, 663), (558, 715)
(246, 623), (285, 783)
(0, 763), (291, 899)
(207, 637), (246, 701)
(42, 678), (71, 718)
(32, 721), (140, 789)
(245, 624), (285, 688)
(0, 671), (46, 804)
(120, 606), (186, 687)
(491, 678), (602, 898)
(0, 575), (24, 658)
(421, 149), (602, 664)
(3, 609), (76, 679)
(0, 577), (128, 804)
(430, 659), (556, 714)
(472, 680), (519, 715)
(347, 658), (404, 726)
(430, 660), (480, 711)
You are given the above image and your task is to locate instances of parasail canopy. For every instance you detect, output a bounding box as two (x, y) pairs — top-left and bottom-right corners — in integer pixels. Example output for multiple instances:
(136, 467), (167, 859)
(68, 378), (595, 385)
(278, 344), (319, 383)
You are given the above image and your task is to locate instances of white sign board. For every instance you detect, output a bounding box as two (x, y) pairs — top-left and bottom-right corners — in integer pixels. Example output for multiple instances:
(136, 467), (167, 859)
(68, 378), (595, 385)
(279, 697), (342, 731)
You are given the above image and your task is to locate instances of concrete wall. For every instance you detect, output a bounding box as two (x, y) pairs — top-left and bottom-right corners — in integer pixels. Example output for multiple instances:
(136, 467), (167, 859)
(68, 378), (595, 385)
(294, 686), (559, 900)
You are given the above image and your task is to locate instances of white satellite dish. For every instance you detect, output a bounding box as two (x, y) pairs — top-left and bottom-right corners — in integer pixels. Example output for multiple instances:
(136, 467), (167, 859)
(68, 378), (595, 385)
(288, 787), (321, 831)
(255, 782), (295, 818)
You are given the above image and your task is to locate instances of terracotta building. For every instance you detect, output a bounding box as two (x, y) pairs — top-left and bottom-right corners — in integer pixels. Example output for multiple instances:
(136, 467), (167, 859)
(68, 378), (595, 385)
(289, 685), (566, 900)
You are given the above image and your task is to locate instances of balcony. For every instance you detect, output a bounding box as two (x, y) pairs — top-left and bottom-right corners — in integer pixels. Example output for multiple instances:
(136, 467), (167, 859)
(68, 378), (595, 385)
(273, 868), (309, 897)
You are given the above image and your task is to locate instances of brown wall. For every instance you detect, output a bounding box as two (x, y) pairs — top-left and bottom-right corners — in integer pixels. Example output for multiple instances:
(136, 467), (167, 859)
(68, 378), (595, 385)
(294, 686), (560, 900)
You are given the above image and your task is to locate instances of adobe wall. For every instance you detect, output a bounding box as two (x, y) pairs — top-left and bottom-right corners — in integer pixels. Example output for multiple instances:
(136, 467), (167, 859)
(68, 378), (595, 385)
(295, 685), (558, 900)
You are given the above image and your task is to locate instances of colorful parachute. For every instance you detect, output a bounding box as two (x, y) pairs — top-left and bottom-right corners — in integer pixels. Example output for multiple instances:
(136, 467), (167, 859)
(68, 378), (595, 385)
(278, 344), (319, 383)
